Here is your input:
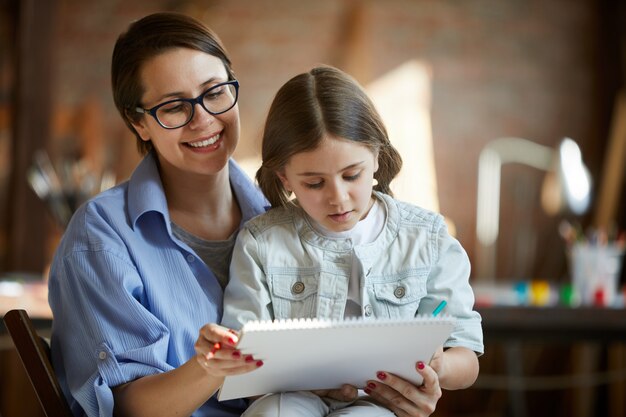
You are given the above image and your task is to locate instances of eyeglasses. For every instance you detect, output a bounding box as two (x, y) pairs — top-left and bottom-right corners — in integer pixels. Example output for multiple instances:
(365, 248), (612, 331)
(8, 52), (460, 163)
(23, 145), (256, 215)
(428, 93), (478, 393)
(135, 80), (239, 129)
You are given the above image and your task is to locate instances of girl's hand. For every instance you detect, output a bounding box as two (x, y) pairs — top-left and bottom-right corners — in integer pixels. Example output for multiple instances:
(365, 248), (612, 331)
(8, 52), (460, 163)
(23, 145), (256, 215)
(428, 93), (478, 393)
(311, 384), (359, 402)
(194, 323), (262, 376)
(364, 360), (442, 417)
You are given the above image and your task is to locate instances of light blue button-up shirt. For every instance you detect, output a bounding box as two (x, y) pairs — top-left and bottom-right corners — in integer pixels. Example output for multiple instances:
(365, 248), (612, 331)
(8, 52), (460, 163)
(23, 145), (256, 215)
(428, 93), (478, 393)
(48, 152), (268, 417)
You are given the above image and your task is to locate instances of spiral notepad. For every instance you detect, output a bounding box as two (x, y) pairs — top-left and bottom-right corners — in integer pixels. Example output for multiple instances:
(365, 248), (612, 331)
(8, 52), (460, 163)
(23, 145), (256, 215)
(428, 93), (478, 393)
(218, 316), (455, 401)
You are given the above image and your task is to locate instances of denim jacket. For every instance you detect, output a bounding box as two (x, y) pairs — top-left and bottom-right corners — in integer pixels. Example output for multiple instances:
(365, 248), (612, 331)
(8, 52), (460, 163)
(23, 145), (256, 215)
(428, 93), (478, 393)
(223, 192), (483, 354)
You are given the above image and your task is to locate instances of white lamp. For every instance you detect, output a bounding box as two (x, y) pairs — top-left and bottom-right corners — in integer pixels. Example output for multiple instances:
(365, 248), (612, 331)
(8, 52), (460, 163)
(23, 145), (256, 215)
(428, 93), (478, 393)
(475, 137), (592, 280)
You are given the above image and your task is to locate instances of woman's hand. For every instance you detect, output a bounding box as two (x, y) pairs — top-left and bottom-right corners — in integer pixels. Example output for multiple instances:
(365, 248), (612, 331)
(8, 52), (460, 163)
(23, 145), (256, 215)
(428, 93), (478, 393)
(364, 360), (442, 417)
(194, 323), (262, 376)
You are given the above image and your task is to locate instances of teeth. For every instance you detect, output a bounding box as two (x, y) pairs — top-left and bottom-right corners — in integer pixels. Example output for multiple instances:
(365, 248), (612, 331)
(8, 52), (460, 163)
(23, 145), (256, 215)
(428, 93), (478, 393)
(188, 134), (220, 148)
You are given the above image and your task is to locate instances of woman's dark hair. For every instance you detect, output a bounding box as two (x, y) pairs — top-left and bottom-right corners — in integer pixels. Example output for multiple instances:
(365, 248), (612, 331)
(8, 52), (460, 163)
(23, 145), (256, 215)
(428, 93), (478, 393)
(111, 12), (235, 154)
(256, 65), (402, 208)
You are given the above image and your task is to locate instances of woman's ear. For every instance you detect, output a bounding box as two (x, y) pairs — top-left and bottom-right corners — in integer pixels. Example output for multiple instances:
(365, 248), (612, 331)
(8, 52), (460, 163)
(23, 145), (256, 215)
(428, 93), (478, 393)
(127, 111), (151, 142)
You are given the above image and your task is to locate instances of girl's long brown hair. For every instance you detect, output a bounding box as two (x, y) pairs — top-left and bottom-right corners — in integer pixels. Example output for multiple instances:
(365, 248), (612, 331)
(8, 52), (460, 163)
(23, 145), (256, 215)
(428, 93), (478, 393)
(257, 65), (402, 208)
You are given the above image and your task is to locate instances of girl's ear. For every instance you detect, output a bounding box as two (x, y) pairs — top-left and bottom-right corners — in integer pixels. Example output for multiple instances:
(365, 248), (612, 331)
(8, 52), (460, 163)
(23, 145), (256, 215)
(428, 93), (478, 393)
(276, 170), (292, 193)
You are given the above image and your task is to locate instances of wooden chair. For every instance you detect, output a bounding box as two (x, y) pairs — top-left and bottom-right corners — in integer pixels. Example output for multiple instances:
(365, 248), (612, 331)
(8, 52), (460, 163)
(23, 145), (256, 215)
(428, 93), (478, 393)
(3, 309), (73, 417)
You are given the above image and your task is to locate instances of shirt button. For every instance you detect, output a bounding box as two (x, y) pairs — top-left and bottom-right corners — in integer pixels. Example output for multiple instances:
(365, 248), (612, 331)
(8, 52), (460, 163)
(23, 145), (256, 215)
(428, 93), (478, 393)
(98, 351), (107, 360)
(364, 304), (373, 317)
(291, 282), (305, 294)
(394, 286), (406, 299)
(186, 254), (195, 263)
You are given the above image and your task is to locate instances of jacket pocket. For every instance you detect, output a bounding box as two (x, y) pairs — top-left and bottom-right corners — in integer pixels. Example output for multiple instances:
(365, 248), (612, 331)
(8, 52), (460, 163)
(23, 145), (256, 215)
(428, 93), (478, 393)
(269, 273), (319, 319)
(372, 273), (427, 318)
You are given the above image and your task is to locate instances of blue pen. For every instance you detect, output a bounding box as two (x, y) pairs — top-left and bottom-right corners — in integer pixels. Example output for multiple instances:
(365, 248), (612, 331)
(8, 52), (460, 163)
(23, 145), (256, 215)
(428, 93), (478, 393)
(432, 300), (447, 317)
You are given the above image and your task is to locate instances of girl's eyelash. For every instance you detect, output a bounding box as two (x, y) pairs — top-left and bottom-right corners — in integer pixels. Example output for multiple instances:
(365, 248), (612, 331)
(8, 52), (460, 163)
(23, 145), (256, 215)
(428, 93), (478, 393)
(303, 172), (361, 189)
(305, 172), (361, 190)
(305, 182), (323, 189)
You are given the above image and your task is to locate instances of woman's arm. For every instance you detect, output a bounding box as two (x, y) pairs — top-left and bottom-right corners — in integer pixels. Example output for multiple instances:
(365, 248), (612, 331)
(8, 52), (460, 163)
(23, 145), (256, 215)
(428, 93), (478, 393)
(113, 324), (261, 417)
(112, 357), (220, 417)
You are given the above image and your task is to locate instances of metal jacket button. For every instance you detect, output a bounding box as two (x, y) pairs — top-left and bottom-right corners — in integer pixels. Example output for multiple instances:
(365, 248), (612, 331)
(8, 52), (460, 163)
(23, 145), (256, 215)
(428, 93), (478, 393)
(364, 304), (373, 317)
(291, 282), (305, 294)
(394, 286), (406, 298)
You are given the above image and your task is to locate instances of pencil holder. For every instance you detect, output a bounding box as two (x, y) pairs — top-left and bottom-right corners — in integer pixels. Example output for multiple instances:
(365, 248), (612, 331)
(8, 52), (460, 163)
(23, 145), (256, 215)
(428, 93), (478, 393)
(569, 243), (624, 307)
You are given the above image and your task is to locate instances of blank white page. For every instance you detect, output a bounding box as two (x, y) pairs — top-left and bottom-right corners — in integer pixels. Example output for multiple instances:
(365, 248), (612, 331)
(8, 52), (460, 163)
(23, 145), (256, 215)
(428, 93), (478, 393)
(218, 317), (455, 401)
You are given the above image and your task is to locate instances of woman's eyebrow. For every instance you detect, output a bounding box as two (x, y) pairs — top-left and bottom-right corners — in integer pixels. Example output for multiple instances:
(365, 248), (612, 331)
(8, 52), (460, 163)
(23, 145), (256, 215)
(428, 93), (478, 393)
(149, 77), (227, 103)
(200, 76), (228, 89)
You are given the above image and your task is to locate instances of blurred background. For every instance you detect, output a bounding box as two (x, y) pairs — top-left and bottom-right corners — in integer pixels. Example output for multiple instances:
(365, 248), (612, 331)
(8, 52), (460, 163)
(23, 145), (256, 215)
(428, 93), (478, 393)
(1, 0), (625, 416)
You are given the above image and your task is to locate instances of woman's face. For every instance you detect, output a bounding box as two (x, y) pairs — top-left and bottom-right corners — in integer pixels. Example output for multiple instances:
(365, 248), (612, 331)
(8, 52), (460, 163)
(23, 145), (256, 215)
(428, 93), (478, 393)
(278, 136), (379, 233)
(131, 48), (239, 179)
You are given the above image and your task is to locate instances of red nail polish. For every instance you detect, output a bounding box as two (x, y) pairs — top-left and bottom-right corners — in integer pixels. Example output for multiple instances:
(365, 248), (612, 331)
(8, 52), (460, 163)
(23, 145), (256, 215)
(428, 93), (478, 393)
(245, 355), (254, 363)
(367, 382), (376, 389)
(256, 360), (264, 367)
(364, 388), (372, 395)
(227, 337), (237, 345)
(377, 372), (387, 380)
(417, 361), (425, 370)
(232, 350), (241, 358)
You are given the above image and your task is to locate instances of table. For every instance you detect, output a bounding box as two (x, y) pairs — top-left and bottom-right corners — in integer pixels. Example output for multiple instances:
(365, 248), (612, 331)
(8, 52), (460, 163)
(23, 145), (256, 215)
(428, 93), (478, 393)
(475, 305), (626, 417)
(477, 305), (626, 342)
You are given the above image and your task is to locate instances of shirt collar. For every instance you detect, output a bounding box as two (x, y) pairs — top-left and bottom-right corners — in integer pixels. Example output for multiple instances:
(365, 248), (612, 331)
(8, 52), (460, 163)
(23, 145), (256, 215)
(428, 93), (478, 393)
(128, 152), (269, 230)
(128, 152), (169, 230)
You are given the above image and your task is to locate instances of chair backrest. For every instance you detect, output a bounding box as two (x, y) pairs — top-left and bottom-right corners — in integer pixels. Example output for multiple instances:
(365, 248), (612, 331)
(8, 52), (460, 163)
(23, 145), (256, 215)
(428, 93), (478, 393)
(3, 309), (73, 417)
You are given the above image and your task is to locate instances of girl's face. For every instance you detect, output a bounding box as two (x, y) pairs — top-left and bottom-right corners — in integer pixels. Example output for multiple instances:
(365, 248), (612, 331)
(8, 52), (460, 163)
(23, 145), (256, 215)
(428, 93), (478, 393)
(131, 48), (239, 179)
(278, 136), (379, 233)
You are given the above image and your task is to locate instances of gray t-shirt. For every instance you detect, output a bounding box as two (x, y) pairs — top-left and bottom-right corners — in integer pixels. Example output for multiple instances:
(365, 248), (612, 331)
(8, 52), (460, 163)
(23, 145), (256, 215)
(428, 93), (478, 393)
(171, 222), (237, 289)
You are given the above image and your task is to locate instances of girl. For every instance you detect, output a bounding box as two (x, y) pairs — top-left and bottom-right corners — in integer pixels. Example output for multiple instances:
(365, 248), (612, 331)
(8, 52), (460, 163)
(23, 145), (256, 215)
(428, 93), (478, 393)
(222, 66), (484, 417)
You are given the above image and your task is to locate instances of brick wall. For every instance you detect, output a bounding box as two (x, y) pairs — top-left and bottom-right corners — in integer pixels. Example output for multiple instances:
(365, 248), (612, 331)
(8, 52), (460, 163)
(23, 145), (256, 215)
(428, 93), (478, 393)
(2, 0), (618, 276)
(46, 0), (620, 280)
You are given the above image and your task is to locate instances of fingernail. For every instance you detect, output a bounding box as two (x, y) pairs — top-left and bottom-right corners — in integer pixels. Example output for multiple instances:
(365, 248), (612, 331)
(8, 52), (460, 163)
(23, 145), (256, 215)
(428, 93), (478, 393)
(417, 361), (425, 370)
(367, 382), (376, 389)
(377, 372), (387, 380)
(245, 355), (254, 363)
(364, 388), (372, 394)
(256, 360), (264, 367)
(232, 350), (241, 358)
(227, 337), (237, 346)
(213, 342), (221, 350)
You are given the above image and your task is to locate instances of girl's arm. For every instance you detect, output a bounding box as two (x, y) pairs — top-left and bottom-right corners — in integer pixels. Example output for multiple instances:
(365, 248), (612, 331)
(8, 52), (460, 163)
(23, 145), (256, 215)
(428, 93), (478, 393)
(430, 346), (479, 390)
(112, 324), (261, 417)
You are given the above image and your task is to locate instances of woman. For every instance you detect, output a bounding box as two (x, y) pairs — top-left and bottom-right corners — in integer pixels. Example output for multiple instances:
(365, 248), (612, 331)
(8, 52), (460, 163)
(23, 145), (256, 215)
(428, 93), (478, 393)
(48, 12), (445, 417)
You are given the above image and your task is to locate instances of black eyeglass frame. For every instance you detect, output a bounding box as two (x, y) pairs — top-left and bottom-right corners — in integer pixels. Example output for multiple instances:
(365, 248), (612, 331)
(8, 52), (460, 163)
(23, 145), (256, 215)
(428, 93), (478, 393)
(135, 80), (239, 129)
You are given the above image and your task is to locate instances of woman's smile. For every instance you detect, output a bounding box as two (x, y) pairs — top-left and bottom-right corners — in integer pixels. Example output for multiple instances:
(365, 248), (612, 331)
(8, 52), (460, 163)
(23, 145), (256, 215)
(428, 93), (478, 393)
(185, 132), (222, 150)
